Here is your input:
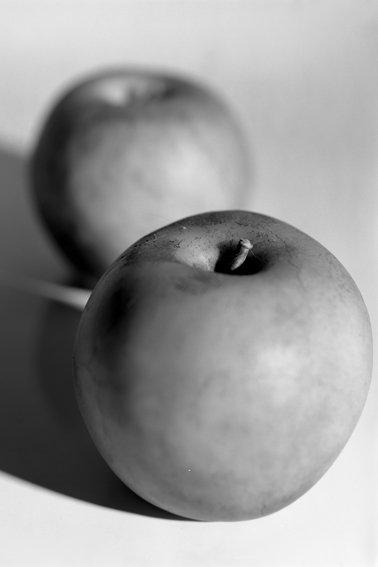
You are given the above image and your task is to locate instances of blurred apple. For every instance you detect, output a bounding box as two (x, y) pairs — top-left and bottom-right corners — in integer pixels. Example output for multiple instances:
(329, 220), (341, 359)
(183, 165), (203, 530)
(30, 68), (250, 285)
(73, 210), (373, 521)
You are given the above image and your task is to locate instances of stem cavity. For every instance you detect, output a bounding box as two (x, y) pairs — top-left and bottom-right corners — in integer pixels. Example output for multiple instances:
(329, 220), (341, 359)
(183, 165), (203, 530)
(229, 239), (253, 272)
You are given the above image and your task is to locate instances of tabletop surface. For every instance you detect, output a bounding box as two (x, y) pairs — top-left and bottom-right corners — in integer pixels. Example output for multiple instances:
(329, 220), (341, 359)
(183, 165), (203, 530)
(0, 2), (377, 566)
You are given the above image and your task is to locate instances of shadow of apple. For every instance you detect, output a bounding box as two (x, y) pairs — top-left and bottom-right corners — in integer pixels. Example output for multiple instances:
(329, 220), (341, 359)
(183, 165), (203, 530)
(0, 144), (185, 520)
(0, 286), (185, 520)
(34, 299), (187, 519)
(0, 144), (66, 280)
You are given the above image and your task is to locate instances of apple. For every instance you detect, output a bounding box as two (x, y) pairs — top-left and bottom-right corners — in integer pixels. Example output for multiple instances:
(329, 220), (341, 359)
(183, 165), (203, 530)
(30, 68), (250, 286)
(72, 210), (373, 521)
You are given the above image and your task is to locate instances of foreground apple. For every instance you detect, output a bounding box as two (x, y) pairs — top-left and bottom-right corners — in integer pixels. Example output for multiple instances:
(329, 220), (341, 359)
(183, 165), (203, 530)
(73, 210), (373, 521)
(30, 68), (250, 286)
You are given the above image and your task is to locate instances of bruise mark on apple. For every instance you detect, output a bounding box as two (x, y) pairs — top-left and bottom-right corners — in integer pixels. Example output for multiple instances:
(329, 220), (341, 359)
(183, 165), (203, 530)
(97, 286), (127, 338)
(90, 282), (140, 372)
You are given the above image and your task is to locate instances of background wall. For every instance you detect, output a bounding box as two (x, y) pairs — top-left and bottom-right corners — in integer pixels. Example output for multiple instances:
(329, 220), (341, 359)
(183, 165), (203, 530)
(0, 1), (377, 565)
(1, 1), (378, 299)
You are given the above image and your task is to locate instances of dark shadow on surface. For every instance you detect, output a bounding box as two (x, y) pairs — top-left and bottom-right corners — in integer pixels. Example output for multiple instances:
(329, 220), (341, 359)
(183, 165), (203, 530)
(0, 286), (186, 520)
(0, 144), (188, 521)
(37, 300), (190, 520)
(0, 144), (67, 280)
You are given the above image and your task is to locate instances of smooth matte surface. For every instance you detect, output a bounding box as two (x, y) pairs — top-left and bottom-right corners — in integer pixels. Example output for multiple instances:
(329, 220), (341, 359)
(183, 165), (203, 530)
(0, 2), (377, 565)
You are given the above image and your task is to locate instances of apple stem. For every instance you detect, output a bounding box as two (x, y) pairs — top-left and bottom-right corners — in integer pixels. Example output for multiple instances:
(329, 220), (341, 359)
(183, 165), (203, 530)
(229, 239), (253, 271)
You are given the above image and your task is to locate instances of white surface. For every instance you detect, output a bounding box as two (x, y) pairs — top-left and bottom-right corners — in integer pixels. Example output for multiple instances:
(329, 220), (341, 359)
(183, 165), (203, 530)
(0, 455), (374, 567)
(0, 1), (377, 566)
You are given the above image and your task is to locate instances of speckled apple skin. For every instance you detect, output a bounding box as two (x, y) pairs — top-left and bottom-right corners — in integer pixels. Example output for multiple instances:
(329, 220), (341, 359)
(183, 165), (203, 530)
(30, 69), (250, 285)
(73, 211), (373, 521)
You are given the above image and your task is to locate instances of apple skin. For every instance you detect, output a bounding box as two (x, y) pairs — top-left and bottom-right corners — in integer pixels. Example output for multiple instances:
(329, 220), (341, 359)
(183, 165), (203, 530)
(73, 210), (373, 522)
(30, 68), (250, 286)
